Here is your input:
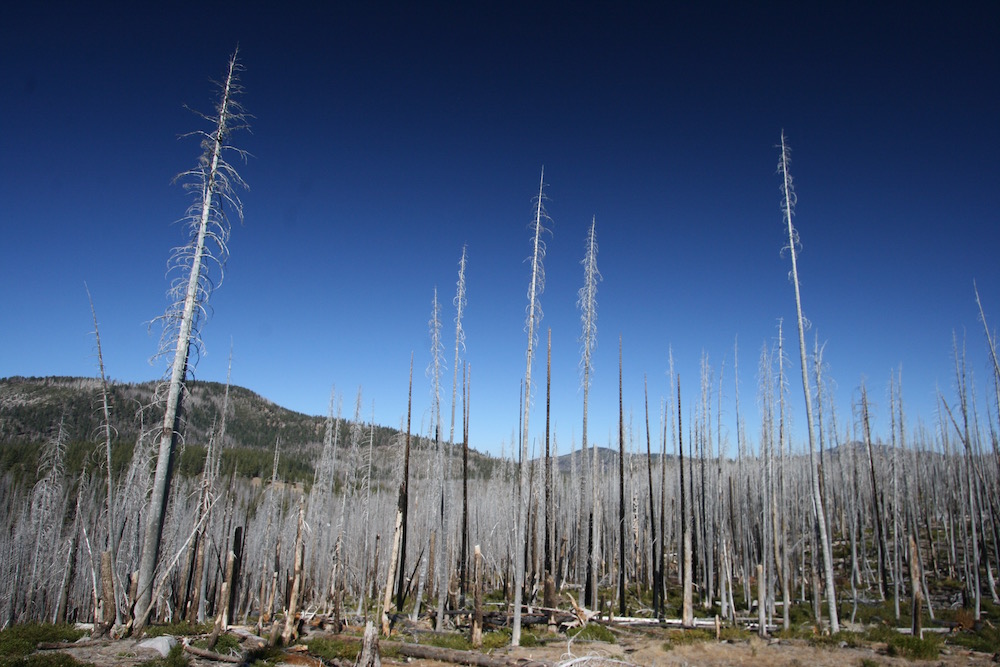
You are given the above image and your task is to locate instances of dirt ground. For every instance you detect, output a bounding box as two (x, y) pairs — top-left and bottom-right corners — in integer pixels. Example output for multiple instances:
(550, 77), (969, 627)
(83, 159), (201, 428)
(501, 633), (998, 667)
(45, 632), (998, 667)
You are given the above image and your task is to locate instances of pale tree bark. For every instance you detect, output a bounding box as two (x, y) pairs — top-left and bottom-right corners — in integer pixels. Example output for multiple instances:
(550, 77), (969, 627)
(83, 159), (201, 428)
(429, 288), (449, 630)
(282, 498), (306, 645)
(644, 376), (660, 618)
(450, 245), (467, 447)
(460, 363), (471, 605)
(941, 338), (982, 620)
(778, 132), (838, 633)
(544, 330), (556, 610)
(134, 50), (248, 634)
(617, 337), (626, 617)
(382, 485), (404, 637)
(679, 377), (693, 628)
(577, 216), (600, 609)
(86, 286), (122, 626)
(860, 384), (889, 600)
(513, 169), (548, 646)
(775, 323), (790, 630)
(396, 355), (413, 611)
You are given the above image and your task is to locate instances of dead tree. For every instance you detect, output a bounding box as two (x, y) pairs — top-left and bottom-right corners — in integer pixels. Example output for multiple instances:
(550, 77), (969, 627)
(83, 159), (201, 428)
(514, 169), (548, 647)
(777, 133), (838, 632)
(134, 50), (248, 633)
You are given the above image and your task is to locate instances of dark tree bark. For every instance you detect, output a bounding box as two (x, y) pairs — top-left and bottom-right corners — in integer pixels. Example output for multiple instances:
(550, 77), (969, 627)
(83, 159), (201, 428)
(644, 376), (659, 618)
(396, 355), (413, 612)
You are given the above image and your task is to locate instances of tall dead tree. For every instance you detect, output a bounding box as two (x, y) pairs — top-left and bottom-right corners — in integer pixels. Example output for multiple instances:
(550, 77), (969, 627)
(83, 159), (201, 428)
(451, 247), (468, 605)
(429, 288), (448, 630)
(644, 376), (660, 618)
(679, 376), (693, 627)
(860, 383), (889, 600)
(778, 132), (838, 632)
(544, 329), (555, 609)
(134, 50), (248, 634)
(395, 355), (413, 611)
(513, 169), (548, 646)
(460, 362), (471, 604)
(618, 336), (627, 616)
(578, 216), (600, 609)
(86, 286), (122, 626)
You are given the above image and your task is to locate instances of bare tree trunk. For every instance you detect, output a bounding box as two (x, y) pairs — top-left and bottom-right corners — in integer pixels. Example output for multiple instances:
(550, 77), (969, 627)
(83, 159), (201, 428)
(460, 363), (470, 606)
(382, 487), (404, 637)
(578, 216), (600, 609)
(87, 287), (121, 626)
(282, 498), (305, 645)
(396, 355), (413, 612)
(134, 51), (247, 634)
(544, 330), (555, 610)
(644, 376), (659, 619)
(679, 377), (693, 628)
(909, 533), (923, 638)
(472, 546), (483, 648)
(775, 325), (790, 630)
(513, 169), (547, 647)
(757, 563), (767, 638)
(618, 337), (627, 617)
(208, 549), (235, 650)
(357, 621), (382, 667)
(97, 550), (114, 633)
(861, 385), (889, 600)
(778, 133), (838, 633)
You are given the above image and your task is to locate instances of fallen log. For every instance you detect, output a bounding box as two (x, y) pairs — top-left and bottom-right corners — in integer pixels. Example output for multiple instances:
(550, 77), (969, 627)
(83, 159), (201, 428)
(309, 634), (552, 667)
(382, 641), (552, 667)
(183, 643), (243, 663)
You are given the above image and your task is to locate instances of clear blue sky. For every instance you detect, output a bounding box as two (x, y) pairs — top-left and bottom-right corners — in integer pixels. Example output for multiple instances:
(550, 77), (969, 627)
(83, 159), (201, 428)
(3, 2), (998, 456)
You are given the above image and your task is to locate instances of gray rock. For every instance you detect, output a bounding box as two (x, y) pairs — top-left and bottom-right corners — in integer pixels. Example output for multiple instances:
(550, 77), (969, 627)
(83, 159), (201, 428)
(138, 635), (177, 657)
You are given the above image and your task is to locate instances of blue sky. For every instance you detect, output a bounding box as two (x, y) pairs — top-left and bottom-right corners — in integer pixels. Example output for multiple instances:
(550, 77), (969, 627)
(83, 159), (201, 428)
(2, 2), (998, 456)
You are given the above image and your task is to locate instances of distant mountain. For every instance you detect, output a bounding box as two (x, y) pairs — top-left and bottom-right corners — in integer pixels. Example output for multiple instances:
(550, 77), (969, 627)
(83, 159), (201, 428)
(0, 376), (502, 485)
(550, 444), (676, 475)
(0, 375), (325, 450)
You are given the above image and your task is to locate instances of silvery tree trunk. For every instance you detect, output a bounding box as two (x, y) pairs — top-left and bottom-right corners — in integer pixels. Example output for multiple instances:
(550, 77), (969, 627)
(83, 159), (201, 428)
(778, 132), (838, 633)
(134, 50), (247, 634)
(513, 169), (548, 646)
(617, 337), (626, 616)
(86, 287), (121, 626)
(679, 377), (693, 627)
(578, 216), (600, 609)
(395, 355), (414, 611)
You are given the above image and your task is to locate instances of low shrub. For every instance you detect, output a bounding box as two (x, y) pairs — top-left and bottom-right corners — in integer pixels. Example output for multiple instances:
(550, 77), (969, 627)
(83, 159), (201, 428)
(306, 637), (359, 661)
(567, 624), (616, 643)
(0, 625), (86, 659)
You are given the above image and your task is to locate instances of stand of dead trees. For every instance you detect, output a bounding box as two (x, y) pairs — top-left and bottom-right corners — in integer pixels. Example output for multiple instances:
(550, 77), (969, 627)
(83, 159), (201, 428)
(3, 112), (999, 664)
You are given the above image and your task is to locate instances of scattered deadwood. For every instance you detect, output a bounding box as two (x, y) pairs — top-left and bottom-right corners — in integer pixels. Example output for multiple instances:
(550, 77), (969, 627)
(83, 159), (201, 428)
(382, 640), (552, 667)
(183, 643), (242, 663)
(564, 592), (595, 626)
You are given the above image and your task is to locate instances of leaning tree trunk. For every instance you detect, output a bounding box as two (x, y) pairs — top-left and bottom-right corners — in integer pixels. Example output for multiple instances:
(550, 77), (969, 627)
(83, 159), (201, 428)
(134, 50), (247, 635)
(513, 169), (547, 647)
(778, 132), (838, 633)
